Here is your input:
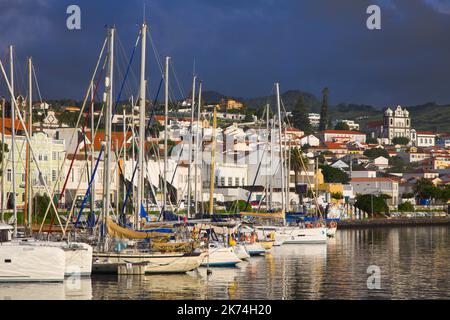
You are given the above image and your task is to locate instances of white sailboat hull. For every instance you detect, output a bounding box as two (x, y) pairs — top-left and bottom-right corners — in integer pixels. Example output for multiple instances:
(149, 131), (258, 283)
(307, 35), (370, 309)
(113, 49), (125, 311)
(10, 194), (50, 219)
(279, 227), (328, 244)
(0, 245), (66, 282)
(12, 239), (93, 276)
(93, 251), (204, 274)
(233, 244), (250, 260)
(243, 242), (266, 256)
(201, 247), (241, 267)
(326, 227), (337, 237)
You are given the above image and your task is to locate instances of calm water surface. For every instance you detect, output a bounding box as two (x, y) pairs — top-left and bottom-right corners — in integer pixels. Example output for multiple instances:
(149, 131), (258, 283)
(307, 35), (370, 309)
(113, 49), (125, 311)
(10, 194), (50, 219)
(2, 226), (450, 299)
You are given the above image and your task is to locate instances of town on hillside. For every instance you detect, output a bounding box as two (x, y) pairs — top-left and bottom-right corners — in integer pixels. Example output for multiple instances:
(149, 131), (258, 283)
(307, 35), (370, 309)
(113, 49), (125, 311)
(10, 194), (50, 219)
(2, 91), (449, 221)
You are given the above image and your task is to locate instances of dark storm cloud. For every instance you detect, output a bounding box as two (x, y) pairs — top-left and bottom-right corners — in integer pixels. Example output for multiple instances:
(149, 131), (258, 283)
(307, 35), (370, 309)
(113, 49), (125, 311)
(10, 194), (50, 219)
(1, 0), (450, 108)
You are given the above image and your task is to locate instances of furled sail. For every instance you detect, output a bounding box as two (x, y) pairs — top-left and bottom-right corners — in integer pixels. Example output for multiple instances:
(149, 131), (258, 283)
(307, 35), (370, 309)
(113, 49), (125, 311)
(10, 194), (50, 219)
(106, 217), (172, 239)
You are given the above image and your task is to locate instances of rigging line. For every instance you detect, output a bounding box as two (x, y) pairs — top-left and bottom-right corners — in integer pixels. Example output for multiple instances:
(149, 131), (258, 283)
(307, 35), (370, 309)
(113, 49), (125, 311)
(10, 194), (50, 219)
(113, 32), (140, 116)
(0, 58), (66, 233)
(31, 64), (43, 103)
(146, 29), (178, 103)
(47, 55), (106, 231)
(40, 37), (108, 230)
(74, 145), (104, 226)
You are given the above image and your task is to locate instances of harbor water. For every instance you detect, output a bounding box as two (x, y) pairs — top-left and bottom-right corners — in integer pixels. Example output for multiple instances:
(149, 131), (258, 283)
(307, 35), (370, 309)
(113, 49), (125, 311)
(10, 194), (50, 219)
(1, 226), (450, 300)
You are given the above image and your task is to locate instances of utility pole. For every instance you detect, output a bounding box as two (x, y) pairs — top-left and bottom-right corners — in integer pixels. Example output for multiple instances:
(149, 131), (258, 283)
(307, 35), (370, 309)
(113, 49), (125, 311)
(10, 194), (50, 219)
(137, 22), (147, 229)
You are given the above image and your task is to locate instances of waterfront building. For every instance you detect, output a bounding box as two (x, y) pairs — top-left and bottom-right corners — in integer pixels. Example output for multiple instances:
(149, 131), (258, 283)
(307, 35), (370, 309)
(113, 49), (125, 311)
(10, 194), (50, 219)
(319, 129), (366, 144)
(350, 177), (399, 205)
(1, 132), (66, 210)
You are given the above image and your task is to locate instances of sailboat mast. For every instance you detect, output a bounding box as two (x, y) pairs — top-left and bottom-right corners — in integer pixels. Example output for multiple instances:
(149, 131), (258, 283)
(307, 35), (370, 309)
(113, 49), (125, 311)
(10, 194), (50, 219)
(137, 23), (147, 229)
(265, 103), (269, 210)
(163, 57), (170, 213)
(122, 108), (126, 208)
(209, 107), (217, 216)
(102, 26), (115, 239)
(275, 83), (285, 214)
(9, 45), (17, 237)
(194, 81), (202, 214)
(90, 81), (95, 215)
(25, 57), (33, 230)
(1, 98), (5, 223)
(187, 75), (196, 218)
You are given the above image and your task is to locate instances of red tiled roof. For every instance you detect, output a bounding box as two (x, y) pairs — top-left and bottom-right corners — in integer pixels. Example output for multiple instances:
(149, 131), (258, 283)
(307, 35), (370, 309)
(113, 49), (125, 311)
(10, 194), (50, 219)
(417, 131), (435, 135)
(85, 131), (132, 151)
(323, 129), (365, 135)
(1, 118), (27, 131)
(351, 177), (397, 182)
(324, 142), (347, 149)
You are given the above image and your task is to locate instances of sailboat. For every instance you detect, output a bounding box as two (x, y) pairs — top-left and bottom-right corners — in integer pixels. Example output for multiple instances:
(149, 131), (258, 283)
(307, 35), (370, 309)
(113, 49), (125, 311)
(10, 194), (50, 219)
(0, 223), (66, 282)
(91, 25), (204, 275)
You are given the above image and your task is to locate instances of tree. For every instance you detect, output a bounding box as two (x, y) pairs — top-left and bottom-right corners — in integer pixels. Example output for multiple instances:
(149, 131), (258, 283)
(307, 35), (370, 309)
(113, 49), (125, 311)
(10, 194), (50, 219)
(0, 141), (9, 177)
(363, 147), (389, 159)
(398, 202), (414, 212)
(291, 95), (313, 134)
(331, 192), (344, 200)
(366, 135), (378, 144)
(355, 194), (389, 216)
(319, 87), (329, 131)
(148, 121), (163, 138)
(413, 178), (437, 200)
(320, 165), (349, 184)
(392, 137), (410, 145)
(334, 122), (350, 131)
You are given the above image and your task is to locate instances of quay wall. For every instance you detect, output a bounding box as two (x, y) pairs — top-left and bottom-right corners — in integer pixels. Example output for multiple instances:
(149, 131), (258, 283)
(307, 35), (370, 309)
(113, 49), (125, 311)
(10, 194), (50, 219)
(338, 217), (450, 229)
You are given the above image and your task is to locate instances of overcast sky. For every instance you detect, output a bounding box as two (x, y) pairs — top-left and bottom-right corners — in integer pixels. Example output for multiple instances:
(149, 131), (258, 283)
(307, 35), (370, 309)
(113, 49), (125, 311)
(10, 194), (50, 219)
(1, 0), (450, 108)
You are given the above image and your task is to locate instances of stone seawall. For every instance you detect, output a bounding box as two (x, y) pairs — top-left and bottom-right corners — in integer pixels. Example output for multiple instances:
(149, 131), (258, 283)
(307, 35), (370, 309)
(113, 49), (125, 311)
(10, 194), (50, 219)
(338, 217), (450, 229)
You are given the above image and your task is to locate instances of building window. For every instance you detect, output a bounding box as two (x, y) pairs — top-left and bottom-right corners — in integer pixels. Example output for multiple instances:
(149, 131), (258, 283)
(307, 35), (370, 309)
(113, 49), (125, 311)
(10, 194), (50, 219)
(220, 177), (225, 186)
(235, 177), (240, 186)
(242, 178), (245, 186)
(228, 177), (233, 186)
(52, 170), (57, 182)
(6, 169), (12, 182)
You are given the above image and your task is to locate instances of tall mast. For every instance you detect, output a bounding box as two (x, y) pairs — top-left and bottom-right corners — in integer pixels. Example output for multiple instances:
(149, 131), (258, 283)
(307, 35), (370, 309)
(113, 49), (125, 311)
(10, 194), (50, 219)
(209, 107), (217, 216)
(265, 103), (270, 210)
(24, 57), (33, 230)
(130, 95), (135, 211)
(194, 81), (202, 214)
(163, 57), (170, 213)
(90, 81), (95, 216)
(9, 45), (17, 237)
(275, 83), (285, 215)
(102, 27), (114, 240)
(137, 22), (147, 229)
(187, 75), (196, 218)
(122, 108), (127, 208)
(1, 98), (5, 223)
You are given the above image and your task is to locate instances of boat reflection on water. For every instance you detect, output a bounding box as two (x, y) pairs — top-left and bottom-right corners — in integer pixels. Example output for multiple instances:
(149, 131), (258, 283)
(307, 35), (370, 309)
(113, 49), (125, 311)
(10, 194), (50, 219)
(0, 278), (93, 300)
(92, 273), (206, 300)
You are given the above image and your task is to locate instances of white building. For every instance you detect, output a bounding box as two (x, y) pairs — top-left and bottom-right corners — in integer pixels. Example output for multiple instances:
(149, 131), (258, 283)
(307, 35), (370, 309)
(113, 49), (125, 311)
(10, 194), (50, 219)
(350, 177), (399, 205)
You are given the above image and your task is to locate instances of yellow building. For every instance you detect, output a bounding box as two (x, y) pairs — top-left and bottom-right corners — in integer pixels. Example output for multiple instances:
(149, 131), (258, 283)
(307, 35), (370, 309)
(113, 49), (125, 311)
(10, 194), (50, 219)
(221, 99), (244, 110)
